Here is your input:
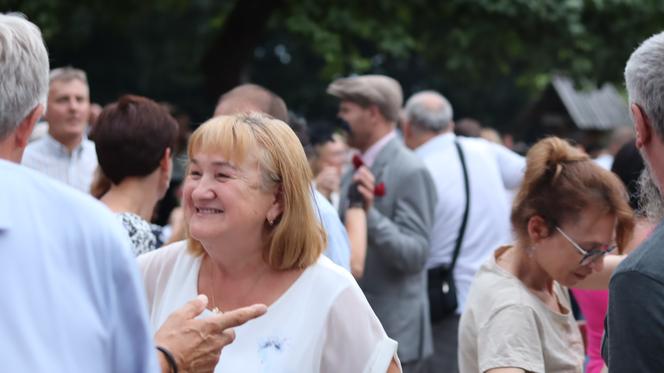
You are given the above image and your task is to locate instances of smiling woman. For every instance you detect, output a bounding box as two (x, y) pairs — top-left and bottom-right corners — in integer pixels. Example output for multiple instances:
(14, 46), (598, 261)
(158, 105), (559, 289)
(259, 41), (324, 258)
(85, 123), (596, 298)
(138, 113), (401, 372)
(183, 113), (324, 269)
(458, 137), (634, 373)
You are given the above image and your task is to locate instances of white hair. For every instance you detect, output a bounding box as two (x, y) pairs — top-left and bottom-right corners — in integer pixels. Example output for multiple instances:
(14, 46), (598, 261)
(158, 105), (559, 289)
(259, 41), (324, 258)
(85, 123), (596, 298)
(625, 31), (664, 136)
(0, 13), (49, 139)
(404, 90), (453, 133)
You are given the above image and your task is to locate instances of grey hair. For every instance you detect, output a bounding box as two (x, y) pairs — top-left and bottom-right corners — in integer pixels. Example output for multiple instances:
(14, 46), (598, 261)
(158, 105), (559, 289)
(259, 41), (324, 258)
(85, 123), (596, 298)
(50, 66), (88, 86)
(0, 13), (49, 139)
(637, 167), (664, 222)
(625, 31), (664, 137)
(404, 90), (453, 132)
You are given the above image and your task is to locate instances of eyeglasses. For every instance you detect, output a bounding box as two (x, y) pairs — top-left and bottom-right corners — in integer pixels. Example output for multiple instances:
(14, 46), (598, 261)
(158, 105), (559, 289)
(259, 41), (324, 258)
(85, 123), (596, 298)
(555, 226), (617, 266)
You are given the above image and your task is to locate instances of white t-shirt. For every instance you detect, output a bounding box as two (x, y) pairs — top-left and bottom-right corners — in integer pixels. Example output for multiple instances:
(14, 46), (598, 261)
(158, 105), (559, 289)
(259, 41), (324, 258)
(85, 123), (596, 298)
(416, 133), (525, 314)
(459, 246), (584, 373)
(138, 241), (399, 373)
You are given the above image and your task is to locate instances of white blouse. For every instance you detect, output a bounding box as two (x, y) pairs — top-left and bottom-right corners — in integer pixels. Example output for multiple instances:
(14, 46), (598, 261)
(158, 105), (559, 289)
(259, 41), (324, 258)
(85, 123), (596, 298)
(138, 241), (399, 373)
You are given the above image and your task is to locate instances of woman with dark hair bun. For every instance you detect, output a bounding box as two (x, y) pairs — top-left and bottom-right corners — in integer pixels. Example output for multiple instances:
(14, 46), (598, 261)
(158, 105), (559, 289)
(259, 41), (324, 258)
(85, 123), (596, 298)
(459, 137), (634, 373)
(90, 95), (178, 256)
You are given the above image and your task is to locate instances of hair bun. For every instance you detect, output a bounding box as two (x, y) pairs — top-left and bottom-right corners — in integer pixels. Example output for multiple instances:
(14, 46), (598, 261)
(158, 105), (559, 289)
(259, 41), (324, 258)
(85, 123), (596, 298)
(511, 135), (634, 253)
(540, 137), (588, 182)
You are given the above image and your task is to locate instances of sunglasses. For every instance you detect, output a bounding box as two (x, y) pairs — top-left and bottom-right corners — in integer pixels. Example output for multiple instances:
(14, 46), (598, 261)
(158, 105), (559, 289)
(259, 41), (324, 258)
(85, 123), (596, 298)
(555, 226), (617, 266)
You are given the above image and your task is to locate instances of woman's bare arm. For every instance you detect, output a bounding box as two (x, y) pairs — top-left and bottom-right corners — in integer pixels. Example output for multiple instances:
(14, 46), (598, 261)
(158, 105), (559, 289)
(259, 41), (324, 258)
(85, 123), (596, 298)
(345, 207), (368, 279)
(386, 358), (401, 373)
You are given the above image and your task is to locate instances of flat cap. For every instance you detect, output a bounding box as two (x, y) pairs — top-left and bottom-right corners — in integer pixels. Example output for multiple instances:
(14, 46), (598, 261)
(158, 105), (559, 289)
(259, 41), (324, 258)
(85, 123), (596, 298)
(327, 74), (403, 123)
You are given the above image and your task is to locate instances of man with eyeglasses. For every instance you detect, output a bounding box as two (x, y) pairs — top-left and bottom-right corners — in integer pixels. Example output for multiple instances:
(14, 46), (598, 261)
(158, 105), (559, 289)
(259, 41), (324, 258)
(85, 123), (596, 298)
(602, 31), (664, 371)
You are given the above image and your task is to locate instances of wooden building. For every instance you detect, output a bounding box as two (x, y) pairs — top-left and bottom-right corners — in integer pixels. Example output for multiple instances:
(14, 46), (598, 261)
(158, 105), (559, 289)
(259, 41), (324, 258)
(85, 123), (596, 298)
(517, 75), (632, 152)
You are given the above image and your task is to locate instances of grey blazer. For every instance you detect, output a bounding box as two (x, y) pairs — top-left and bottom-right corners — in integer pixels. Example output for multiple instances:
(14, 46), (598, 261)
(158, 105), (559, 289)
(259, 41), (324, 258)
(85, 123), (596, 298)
(339, 137), (438, 363)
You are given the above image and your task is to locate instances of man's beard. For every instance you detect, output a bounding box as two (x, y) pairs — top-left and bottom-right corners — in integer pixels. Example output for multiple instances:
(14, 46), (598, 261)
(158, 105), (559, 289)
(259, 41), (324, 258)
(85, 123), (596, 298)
(637, 166), (664, 222)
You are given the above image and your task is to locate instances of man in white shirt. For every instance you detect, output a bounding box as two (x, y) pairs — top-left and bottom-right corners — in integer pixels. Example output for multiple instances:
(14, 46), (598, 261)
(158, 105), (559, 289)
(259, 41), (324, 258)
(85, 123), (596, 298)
(401, 91), (525, 373)
(22, 66), (98, 193)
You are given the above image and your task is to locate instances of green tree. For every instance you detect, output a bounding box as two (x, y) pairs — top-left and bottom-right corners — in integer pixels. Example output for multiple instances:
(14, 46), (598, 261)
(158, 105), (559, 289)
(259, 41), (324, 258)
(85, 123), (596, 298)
(3, 0), (663, 132)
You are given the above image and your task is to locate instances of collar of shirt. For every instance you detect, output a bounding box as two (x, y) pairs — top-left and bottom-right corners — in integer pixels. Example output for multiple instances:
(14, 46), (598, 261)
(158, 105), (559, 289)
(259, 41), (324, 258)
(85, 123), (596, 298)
(44, 132), (88, 157)
(415, 131), (456, 158)
(361, 130), (397, 168)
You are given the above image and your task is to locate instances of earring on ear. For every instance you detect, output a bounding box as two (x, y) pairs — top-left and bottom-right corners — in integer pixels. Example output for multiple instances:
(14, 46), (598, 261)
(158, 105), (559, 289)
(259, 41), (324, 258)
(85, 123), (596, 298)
(268, 218), (275, 226)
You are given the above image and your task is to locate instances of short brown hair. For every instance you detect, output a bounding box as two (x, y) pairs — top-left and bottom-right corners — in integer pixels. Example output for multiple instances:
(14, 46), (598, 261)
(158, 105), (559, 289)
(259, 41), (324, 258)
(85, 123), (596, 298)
(91, 95), (178, 184)
(186, 113), (326, 270)
(511, 137), (634, 251)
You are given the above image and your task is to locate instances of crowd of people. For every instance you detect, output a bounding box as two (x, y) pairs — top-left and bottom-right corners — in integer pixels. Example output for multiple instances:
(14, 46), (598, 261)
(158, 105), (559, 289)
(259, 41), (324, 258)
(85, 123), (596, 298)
(3, 11), (664, 373)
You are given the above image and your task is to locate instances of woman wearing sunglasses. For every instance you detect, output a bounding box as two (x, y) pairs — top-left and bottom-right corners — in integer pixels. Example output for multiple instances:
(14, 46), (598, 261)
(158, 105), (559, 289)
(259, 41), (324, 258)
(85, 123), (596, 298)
(458, 137), (634, 373)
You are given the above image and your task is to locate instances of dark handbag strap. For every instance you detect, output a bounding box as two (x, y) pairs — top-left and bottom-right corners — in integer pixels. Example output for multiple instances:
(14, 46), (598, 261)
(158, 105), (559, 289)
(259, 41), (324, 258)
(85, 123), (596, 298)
(449, 140), (470, 270)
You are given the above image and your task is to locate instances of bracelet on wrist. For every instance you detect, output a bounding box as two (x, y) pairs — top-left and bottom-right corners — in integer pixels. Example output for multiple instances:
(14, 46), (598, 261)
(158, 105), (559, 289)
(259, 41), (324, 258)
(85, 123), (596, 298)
(156, 345), (178, 373)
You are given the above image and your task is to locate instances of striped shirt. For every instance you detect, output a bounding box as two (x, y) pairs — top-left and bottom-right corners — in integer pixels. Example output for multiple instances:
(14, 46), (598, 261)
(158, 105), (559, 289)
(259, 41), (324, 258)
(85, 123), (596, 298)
(22, 133), (98, 194)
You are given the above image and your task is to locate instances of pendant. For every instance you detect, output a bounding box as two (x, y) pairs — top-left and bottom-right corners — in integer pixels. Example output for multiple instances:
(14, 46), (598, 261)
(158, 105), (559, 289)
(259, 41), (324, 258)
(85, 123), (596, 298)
(212, 307), (221, 314)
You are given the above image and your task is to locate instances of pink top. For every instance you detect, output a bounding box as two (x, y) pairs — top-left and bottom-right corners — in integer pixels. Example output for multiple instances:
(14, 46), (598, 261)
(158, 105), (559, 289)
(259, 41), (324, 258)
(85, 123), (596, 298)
(570, 289), (608, 373)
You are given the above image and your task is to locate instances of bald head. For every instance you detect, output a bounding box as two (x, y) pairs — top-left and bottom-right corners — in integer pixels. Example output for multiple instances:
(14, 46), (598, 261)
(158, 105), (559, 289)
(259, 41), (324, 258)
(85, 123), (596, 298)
(404, 90), (454, 133)
(214, 84), (289, 123)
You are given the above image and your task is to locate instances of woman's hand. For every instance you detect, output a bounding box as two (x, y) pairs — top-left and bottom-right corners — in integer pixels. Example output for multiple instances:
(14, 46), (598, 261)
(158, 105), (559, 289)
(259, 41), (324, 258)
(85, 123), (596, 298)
(315, 166), (341, 199)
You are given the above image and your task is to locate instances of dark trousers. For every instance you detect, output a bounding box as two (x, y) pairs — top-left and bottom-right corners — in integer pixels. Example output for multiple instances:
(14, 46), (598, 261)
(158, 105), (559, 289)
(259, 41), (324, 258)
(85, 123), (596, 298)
(427, 314), (460, 373)
(403, 357), (429, 373)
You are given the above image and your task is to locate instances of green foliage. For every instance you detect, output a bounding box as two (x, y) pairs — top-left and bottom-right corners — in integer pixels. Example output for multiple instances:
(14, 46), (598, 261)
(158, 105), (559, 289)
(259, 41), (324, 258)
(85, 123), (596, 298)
(4, 0), (664, 131)
(280, 0), (415, 79)
(266, 0), (664, 129)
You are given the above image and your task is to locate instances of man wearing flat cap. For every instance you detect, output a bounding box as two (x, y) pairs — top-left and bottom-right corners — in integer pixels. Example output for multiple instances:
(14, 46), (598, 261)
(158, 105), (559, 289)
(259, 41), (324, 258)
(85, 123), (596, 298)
(328, 74), (438, 372)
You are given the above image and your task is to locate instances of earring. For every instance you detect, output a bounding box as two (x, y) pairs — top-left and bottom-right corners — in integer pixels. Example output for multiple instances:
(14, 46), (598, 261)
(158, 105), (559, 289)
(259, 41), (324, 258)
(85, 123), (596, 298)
(268, 218), (274, 226)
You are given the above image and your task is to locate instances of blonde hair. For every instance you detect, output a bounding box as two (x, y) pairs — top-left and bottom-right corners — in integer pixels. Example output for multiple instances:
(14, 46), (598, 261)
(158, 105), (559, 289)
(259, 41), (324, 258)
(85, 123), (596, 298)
(511, 137), (634, 252)
(186, 113), (326, 270)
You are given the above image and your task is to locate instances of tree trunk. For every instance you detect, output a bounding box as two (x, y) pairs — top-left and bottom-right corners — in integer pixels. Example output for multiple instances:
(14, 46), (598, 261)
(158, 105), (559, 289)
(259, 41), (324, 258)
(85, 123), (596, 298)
(201, 0), (285, 104)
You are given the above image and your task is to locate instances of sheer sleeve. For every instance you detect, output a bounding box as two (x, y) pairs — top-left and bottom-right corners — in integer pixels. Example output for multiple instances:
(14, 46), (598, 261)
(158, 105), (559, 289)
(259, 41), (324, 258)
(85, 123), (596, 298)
(321, 285), (400, 373)
(137, 241), (183, 315)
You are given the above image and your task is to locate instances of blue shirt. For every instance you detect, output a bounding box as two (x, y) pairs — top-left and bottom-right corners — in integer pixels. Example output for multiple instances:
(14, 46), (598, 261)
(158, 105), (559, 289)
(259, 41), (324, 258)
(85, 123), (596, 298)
(312, 189), (351, 271)
(0, 160), (158, 372)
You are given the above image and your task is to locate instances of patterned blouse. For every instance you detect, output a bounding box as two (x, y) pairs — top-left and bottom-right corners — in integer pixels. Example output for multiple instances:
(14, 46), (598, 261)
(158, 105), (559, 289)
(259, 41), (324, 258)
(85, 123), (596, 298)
(116, 212), (161, 256)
